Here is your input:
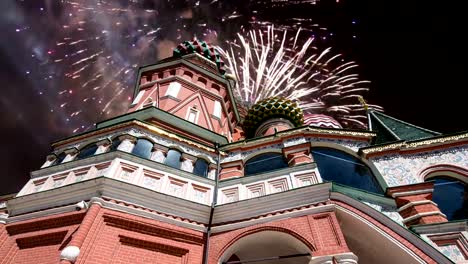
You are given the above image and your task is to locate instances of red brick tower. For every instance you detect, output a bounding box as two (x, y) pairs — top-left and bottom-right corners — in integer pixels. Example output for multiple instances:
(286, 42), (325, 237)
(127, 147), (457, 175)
(0, 40), (465, 264)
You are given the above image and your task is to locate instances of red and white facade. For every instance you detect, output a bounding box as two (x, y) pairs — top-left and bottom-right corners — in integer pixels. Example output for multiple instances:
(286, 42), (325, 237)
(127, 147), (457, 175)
(0, 52), (466, 264)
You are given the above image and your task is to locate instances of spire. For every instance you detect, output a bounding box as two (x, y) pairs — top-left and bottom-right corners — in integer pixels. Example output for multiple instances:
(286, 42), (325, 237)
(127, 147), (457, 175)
(368, 110), (441, 145)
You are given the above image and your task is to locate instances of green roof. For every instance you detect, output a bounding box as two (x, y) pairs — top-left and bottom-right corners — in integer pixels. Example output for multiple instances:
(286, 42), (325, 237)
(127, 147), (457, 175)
(369, 111), (440, 145)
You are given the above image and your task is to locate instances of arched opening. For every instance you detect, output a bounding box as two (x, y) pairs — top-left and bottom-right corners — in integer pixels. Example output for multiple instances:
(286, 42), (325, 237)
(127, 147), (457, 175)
(311, 147), (383, 194)
(335, 204), (428, 264)
(244, 153), (288, 176)
(110, 137), (122, 151)
(193, 159), (209, 177)
(165, 149), (182, 169)
(220, 231), (311, 264)
(76, 143), (99, 159)
(429, 176), (467, 221)
(131, 138), (153, 159)
(52, 152), (67, 166)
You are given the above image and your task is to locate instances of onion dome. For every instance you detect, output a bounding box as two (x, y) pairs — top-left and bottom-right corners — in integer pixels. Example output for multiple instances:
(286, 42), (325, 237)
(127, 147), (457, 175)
(304, 114), (342, 129)
(243, 97), (304, 138)
(173, 39), (226, 75)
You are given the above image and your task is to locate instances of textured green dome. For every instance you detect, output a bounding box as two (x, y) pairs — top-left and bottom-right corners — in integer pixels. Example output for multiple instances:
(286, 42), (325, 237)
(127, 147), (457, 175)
(173, 39), (226, 75)
(243, 97), (304, 138)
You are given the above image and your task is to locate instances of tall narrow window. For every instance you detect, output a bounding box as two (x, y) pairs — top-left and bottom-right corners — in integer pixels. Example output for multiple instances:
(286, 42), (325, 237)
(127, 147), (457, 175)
(166, 82), (181, 98)
(213, 101), (222, 118)
(193, 159), (209, 177)
(187, 108), (198, 123)
(311, 147), (383, 194)
(165, 149), (182, 169)
(131, 139), (153, 159)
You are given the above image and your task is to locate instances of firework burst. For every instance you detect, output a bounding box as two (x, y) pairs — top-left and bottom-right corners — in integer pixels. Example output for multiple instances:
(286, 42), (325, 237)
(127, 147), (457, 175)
(218, 25), (382, 128)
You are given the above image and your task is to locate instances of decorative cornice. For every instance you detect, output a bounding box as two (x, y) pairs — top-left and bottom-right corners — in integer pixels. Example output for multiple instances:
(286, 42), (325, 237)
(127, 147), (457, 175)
(361, 132), (468, 158)
(53, 119), (216, 153)
(410, 221), (468, 235)
(213, 183), (331, 225)
(7, 177), (211, 225)
(221, 126), (375, 151)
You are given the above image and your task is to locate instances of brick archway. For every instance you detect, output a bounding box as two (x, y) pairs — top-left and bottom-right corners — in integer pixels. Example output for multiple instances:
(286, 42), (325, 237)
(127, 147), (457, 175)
(216, 226), (315, 264)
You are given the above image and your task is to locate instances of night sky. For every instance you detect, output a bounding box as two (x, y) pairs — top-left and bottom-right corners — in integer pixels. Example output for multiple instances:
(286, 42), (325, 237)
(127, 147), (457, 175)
(0, 0), (466, 195)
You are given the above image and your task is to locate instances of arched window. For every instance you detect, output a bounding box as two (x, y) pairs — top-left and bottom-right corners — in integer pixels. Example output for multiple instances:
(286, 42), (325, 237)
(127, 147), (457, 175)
(244, 153), (288, 176)
(76, 143), (99, 159)
(431, 177), (467, 221)
(110, 138), (121, 151)
(193, 159), (209, 177)
(52, 152), (67, 166)
(131, 139), (153, 159)
(165, 149), (182, 169)
(311, 147), (383, 194)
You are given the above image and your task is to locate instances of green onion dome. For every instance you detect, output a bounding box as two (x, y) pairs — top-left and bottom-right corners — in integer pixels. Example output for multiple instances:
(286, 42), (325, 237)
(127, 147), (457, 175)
(173, 39), (226, 75)
(243, 97), (304, 138)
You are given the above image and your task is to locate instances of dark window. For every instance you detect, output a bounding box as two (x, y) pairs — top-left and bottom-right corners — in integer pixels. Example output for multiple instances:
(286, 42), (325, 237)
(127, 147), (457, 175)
(193, 159), (209, 177)
(111, 138), (121, 150)
(244, 153), (288, 176)
(165, 149), (182, 169)
(77, 143), (99, 159)
(132, 139), (153, 159)
(52, 152), (67, 165)
(311, 148), (383, 194)
(431, 177), (467, 221)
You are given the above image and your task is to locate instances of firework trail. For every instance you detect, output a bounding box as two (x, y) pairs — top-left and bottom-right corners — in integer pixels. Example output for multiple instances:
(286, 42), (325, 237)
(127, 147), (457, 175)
(218, 26), (382, 128)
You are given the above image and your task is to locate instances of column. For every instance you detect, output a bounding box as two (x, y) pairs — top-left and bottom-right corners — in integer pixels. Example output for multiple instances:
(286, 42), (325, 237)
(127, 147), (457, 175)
(208, 163), (217, 180)
(181, 153), (197, 173)
(282, 142), (313, 166)
(150, 144), (168, 163)
(219, 160), (244, 180)
(95, 139), (111, 155)
(40, 154), (57, 168)
(387, 182), (447, 226)
(116, 135), (137, 153)
(62, 148), (79, 163)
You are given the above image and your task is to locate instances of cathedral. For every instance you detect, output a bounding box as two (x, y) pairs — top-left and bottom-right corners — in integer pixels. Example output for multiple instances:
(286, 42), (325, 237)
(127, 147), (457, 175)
(0, 40), (466, 264)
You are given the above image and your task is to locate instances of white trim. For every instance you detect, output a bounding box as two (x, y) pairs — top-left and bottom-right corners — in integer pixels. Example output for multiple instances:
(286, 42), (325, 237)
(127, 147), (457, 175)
(130, 90), (145, 106)
(213, 101), (222, 118)
(7, 177), (211, 225)
(165, 81), (181, 98)
(213, 183), (331, 225)
(309, 252), (358, 264)
(397, 200), (438, 212)
(402, 211), (447, 224)
(391, 188), (434, 198)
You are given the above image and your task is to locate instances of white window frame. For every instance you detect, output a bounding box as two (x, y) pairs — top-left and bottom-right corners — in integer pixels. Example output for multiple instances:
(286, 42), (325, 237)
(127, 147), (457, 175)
(131, 90), (145, 106)
(186, 107), (199, 124)
(213, 101), (222, 118)
(165, 82), (181, 98)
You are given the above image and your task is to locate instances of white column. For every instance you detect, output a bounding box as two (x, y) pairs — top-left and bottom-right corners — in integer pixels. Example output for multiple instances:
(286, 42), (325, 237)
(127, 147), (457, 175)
(95, 139), (111, 154)
(181, 153), (196, 173)
(208, 164), (217, 180)
(41, 154), (57, 168)
(117, 135), (137, 153)
(150, 144), (168, 163)
(62, 148), (79, 163)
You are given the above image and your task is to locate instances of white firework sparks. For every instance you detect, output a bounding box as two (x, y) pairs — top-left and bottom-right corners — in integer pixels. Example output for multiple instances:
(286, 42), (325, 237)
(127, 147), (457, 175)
(218, 25), (383, 128)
